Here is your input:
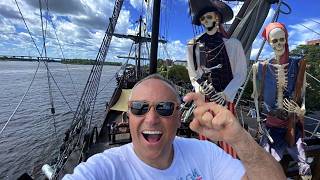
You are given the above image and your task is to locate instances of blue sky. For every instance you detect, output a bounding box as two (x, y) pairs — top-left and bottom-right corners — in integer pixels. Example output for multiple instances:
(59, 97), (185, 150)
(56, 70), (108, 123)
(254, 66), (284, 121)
(0, 0), (319, 62)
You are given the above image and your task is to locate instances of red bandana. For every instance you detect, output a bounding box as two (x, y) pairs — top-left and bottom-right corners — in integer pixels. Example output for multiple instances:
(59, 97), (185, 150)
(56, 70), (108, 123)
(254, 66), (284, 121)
(262, 22), (289, 64)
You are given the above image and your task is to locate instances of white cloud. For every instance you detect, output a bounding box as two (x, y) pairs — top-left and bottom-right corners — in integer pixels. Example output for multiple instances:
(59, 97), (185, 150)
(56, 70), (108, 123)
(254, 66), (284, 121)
(163, 40), (187, 60)
(288, 18), (320, 46)
(116, 10), (132, 34)
(0, 0), (138, 61)
(130, 0), (145, 10)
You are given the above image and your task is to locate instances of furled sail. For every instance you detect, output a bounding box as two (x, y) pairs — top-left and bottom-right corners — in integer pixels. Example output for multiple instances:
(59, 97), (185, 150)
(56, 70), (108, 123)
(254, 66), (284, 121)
(228, 0), (277, 55)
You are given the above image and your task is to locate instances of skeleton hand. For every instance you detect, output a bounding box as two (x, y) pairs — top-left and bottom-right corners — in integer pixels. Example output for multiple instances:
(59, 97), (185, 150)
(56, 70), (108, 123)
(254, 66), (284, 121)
(210, 92), (226, 106)
(283, 98), (306, 118)
(199, 80), (215, 95)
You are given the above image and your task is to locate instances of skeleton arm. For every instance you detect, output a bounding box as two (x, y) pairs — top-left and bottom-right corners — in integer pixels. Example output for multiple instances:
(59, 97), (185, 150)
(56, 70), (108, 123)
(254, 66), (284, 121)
(251, 62), (260, 122)
(252, 62), (274, 143)
(222, 38), (247, 102)
(187, 40), (202, 93)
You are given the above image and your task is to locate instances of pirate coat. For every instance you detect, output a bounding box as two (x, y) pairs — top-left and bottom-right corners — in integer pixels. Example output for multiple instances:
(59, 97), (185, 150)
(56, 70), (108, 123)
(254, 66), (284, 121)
(187, 34), (247, 103)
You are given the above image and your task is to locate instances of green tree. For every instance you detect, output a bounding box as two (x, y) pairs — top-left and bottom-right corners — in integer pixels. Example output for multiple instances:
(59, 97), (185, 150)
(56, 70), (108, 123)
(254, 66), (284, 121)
(167, 65), (190, 83)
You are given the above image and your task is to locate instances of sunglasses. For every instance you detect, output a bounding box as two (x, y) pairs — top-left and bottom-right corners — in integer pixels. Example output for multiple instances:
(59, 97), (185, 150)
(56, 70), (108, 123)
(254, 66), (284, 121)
(128, 101), (179, 117)
(200, 14), (213, 21)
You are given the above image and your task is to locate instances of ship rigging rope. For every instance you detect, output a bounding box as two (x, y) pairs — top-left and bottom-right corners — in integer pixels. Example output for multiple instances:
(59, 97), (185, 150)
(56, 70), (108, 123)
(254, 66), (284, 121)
(13, 0), (75, 114)
(299, 24), (320, 36)
(93, 44), (134, 121)
(307, 72), (320, 84)
(11, 0), (75, 132)
(39, 0), (48, 57)
(311, 19), (320, 25)
(0, 61), (41, 136)
(14, 0), (42, 56)
(39, 0), (58, 134)
(57, 2), (125, 172)
(45, 0), (80, 99)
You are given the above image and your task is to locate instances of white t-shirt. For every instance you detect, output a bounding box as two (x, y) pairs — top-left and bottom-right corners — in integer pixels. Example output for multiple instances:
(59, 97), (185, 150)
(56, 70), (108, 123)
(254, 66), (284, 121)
(63, 137), (245, 180)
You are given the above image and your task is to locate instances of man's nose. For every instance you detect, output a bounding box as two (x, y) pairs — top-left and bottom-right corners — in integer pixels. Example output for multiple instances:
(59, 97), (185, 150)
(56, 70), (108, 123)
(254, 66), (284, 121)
(144, 106), (160, 124)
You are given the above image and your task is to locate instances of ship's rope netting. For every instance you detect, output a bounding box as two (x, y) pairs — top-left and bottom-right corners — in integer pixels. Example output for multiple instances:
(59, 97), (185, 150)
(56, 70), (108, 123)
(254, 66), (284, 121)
(53, 0), (125, 176)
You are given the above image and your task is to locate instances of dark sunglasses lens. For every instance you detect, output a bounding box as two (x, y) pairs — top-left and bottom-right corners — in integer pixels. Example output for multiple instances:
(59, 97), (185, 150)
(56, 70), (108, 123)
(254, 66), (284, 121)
(130, 101), (149, 115)
(156, 102), (175, 116)
(206, 15), (212, 19)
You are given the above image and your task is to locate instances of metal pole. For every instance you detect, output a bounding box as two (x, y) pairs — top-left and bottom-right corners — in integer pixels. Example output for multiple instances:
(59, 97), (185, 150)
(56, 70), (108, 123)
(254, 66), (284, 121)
(149, 0), (161, 74)
(137, 16), (142, 79)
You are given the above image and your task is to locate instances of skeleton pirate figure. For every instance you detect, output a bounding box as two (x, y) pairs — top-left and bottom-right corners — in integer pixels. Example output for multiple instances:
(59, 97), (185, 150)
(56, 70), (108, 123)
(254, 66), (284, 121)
(252, 22), (311, 179)
(187, 0), (247, 157)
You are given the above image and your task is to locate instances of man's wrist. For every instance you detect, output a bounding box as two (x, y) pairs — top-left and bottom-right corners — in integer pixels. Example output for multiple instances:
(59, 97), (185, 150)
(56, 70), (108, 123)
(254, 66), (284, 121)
(229, 129), (251, 149)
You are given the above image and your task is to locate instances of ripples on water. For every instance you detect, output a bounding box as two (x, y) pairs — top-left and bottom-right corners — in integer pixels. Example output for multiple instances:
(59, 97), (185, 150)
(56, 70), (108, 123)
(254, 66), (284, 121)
(0, 61), (120, 179)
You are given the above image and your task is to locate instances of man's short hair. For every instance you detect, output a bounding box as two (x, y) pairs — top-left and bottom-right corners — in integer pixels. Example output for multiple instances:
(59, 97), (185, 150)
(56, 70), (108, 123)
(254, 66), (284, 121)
(130, 74), (181, 103)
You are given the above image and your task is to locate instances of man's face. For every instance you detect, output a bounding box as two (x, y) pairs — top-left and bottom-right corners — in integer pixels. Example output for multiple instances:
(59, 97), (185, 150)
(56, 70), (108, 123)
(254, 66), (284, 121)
(128, 79), (181, 165)
(200, 11), (219, 29)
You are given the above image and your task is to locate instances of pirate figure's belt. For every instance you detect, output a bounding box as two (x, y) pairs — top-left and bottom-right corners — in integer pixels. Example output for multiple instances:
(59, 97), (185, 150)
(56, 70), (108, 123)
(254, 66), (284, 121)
(268, 109), (289, 120)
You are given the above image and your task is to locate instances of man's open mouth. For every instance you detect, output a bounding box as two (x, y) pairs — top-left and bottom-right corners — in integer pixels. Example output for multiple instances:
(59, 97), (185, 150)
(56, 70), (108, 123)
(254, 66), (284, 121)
(142, 130), (163, 143)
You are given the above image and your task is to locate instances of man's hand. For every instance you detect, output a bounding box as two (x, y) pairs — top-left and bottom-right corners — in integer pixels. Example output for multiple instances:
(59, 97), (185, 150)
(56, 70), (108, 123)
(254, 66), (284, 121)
(183, 92), (245, 145)
(184, 92), (286, 180)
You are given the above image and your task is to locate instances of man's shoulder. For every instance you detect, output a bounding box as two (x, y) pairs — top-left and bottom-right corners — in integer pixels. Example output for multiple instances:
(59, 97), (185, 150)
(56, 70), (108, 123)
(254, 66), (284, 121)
(174, 137), (218, 152)
(90, 143), (132, 163)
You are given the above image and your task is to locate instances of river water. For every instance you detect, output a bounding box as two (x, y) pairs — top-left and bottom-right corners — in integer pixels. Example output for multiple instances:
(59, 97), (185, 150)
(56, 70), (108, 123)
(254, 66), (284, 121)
(0, 61), (120, 179)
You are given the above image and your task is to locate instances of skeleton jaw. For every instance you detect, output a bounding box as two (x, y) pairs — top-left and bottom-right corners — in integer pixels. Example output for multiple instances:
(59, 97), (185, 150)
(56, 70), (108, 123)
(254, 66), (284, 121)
(274, 47), (285, 58)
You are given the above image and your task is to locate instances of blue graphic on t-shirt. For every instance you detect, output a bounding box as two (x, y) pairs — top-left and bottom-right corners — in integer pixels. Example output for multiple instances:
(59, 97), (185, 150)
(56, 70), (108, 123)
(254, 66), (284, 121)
(176, 169), (202, 180)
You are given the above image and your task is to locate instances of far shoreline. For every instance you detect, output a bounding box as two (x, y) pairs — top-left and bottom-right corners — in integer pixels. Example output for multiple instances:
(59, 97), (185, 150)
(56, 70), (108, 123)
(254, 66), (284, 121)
(0, 58), (122, 66)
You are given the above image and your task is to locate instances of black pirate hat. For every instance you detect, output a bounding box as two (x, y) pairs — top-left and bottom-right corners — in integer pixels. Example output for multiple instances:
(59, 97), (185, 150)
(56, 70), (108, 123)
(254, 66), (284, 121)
(189, 0), (233, 25)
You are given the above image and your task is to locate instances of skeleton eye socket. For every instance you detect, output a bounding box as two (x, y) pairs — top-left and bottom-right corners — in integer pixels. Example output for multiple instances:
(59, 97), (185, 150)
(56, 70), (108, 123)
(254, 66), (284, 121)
(200, 15), (213, 22)
(279, 38), (285, 42)
(205, 15), (213, 20)
(271, 39), (278, 44)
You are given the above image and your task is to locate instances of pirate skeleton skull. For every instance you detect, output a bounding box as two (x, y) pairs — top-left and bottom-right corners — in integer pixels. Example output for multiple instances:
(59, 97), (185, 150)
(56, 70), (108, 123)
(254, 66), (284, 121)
(269, 28), (286, 58)
(200, 12), (219, 33)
